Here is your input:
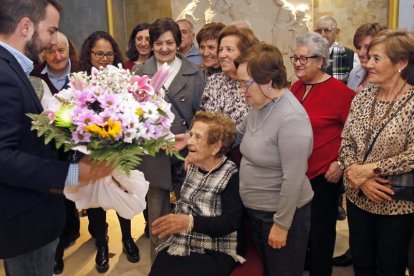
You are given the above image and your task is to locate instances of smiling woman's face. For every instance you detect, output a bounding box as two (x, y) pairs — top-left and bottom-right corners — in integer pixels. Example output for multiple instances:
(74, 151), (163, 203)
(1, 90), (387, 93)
(90, 38), (115, 69)
(219, 35), (241, 78)
(153, 31), (178, 64)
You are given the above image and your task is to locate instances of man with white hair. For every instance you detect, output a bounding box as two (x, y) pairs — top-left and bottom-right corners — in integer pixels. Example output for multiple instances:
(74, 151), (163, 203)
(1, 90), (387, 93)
(31, 31), (80, 274)
(177, 19), (201, 65)
(315, 16), (357, 84)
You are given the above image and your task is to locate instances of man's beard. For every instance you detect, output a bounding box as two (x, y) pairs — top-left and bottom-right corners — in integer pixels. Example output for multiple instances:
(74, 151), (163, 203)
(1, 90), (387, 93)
(25, 31), (46, 64)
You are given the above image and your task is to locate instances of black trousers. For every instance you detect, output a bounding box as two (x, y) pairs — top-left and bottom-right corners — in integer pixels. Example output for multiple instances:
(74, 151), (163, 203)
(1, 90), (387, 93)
(246, 203), (311, 276)
(149, 248), (236, 276)
(55, 199), (80, 260)
(347, 200), (414, 276)
(307, 174), (340, 276)
(86, 208), (131, 246)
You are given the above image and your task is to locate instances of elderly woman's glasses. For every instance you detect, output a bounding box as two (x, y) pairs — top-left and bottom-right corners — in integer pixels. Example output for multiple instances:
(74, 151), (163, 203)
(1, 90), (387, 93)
(239, 79), (255, 89)
(91, 51), (115, 59)
(290, 55), (318, 65)
(314, 28), (336, 34)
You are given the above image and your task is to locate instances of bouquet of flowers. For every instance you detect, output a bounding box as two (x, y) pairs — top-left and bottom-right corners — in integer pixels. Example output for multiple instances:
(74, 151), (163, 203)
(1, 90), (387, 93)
(28, 64), (177, 218)
(28, 64), (177, 174)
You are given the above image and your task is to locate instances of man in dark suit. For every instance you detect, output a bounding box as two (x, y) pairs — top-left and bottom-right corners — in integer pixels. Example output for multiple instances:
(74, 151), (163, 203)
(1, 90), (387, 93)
(31, 31), (80, 275)
(0, 1), (112, 275)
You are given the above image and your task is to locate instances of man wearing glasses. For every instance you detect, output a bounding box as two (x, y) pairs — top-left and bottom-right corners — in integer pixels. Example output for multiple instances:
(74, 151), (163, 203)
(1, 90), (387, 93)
(315, 16), (357, 84)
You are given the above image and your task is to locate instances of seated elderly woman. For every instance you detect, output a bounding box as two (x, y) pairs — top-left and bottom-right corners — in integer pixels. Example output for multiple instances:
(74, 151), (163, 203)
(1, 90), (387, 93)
(340, 29), (414, 276)
(149, 111), (244, 276)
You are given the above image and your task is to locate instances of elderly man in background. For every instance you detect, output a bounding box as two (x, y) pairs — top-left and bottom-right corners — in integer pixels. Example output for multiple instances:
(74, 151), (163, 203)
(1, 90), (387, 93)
(176, 19), (201, 65)
(315, 15), (357, 84)
(32, 32), (78, 94)
(31, 31), (81, 275)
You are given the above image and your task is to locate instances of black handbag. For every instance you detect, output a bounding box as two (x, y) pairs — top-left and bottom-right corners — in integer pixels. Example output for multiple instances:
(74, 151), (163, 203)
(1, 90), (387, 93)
(387, 173), (414, 201)
(362, 92), (414, 202)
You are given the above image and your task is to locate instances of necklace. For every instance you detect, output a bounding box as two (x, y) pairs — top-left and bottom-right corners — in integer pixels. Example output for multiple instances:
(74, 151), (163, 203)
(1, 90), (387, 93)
(251, 97), (281, 136)
(201, 156), (226, 181)
(364, 80), (407, 148)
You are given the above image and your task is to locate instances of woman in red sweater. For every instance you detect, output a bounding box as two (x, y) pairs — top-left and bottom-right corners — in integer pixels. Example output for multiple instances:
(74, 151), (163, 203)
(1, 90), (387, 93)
(290, 32), (355, 276)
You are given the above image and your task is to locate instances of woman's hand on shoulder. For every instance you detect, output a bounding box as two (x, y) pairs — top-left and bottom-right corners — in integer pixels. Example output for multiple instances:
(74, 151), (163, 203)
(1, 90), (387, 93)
(359, 177), (394, 203)
(324, 161), (344, 183)
(151, 213), (191, 239)
(268, 224), (288, 249)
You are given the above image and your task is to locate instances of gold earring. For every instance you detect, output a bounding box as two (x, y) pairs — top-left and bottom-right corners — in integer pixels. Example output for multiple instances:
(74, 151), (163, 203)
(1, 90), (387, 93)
(398, 68), (402, 73)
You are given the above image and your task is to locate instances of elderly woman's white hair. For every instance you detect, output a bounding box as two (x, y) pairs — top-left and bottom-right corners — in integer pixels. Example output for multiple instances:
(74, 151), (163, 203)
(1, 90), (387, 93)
(295, 32), (330, 70)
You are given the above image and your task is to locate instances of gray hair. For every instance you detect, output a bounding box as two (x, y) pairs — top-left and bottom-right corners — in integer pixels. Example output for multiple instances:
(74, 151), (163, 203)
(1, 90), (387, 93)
(317, 15), (338, 29)
(176, 18), (194, 32)
(295, 32), (330, 69)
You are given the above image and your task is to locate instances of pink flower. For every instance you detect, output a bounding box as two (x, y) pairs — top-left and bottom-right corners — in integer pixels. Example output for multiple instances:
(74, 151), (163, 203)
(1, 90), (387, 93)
(72, 130), (91, 143)
(130, 75), (154, 96)
(98, 93), (118, 109)
(150, 63), (171, 94)
(72, 108), (100, 126)
(70, 73), (86, 91)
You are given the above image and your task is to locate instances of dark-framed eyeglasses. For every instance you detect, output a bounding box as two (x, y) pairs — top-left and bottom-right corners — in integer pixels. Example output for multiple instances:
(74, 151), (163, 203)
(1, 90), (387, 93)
(314, 28), (336, 34)
(239, 79), (255, 90)
(91, 51), (115, 59)
(290, 55), (318, 65)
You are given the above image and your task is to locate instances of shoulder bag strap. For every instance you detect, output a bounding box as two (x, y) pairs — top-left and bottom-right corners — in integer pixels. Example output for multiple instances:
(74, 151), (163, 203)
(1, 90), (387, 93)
(363, 92), (414, 162)
(162, 85), (190, 129)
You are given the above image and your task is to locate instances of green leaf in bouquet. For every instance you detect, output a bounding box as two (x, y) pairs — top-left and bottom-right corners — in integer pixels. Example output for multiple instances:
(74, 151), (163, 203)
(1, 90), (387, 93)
(86, 136), (182, 175)
(27, 113), (74, 151)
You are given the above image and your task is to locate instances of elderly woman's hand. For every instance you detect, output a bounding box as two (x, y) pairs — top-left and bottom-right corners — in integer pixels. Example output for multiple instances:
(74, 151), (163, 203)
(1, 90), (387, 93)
(268, 224), (288, 249)
(324, 161), (344, 183)
(359, 177), (394, 203)
(151, 213), (191, 239)
(345, 163), (378, 189)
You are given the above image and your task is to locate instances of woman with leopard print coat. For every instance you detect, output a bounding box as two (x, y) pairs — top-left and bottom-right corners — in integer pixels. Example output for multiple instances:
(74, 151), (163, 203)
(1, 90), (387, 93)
(340, 30), (414, 276)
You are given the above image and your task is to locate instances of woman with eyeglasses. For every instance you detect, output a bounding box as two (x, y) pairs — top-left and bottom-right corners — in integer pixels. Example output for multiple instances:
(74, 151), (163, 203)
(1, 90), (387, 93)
(79, 31), (140, 273)
(290, 32), (354, 276)
(235, 43), (314, 276)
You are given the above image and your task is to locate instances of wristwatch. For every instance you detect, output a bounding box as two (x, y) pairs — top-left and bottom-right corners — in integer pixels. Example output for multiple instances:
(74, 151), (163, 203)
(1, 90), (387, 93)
(337, 161), (345, 170)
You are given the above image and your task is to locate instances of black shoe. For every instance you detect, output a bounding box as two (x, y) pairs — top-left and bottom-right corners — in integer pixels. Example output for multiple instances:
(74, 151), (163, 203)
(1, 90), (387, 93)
(53, 259), (64, 274)
(95, 245), (109, 273)
(122, 238), (140, 263)
(337, 206), (347, 221)
(332, 253), (353, 267)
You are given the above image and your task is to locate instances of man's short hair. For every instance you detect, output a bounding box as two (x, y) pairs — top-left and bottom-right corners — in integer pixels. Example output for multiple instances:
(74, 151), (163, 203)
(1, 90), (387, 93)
(176, 18), (194, 32)
(0, 0), (62, 35)
(316, 15), (338, 29)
